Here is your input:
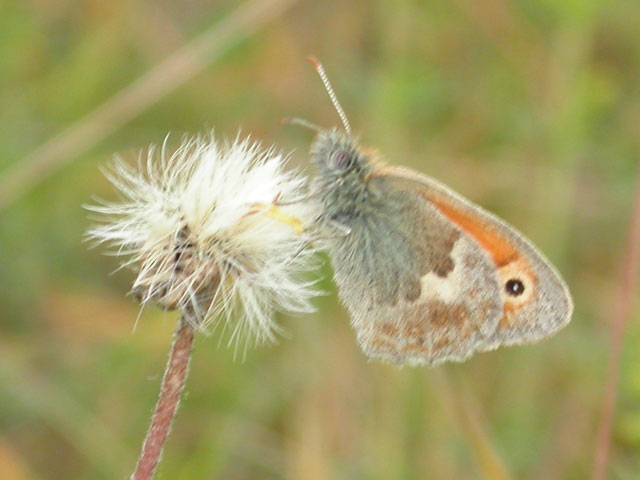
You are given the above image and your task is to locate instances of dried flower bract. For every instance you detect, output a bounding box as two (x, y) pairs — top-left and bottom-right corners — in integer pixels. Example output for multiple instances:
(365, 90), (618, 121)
(87, 133), (318, 348)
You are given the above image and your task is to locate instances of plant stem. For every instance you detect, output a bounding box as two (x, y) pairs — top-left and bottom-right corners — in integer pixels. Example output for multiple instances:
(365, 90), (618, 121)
(592, 163), (640, 480)
(131, 317), (195, 480)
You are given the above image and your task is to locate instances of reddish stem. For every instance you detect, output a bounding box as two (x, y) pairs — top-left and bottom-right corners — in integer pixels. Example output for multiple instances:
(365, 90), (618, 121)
(592, 165), (640, 480)
(131, 318), (195, 480)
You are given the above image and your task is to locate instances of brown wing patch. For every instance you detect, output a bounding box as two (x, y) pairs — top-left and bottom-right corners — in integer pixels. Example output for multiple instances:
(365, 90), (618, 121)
(379, 323), (399, 337)
(360, 297), (491, 365)
(369, 338), (398, 353)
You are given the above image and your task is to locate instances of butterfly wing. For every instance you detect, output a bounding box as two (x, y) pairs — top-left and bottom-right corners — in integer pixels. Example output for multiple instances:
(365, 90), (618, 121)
(326, 164), (573, 366)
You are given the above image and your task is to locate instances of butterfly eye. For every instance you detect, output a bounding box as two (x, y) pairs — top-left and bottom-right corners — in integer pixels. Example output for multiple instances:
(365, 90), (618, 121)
(505, 278), (525, 297)
(332, 150), (353, 170)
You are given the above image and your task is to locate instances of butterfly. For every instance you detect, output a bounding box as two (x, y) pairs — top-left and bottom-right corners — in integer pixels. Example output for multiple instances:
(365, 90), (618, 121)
(286, 58), (573, 366)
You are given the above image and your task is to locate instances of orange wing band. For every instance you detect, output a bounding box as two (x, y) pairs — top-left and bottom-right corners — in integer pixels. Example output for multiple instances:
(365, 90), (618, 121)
(429, 197), (519, 267)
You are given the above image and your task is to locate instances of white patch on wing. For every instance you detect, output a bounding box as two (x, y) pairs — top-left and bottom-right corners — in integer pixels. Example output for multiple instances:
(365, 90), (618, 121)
(419, 238), (469, 303)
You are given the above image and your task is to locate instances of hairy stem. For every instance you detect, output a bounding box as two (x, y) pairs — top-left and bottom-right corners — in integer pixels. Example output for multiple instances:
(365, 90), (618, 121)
(131, 317), (195, 480)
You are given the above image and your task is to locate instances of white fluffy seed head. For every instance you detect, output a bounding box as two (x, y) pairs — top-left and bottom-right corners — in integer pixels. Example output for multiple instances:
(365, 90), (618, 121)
(86, 133), (319, 351)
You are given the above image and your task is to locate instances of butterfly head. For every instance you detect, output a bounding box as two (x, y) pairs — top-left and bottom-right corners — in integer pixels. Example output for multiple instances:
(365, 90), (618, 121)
(308, 128), (377, 219)
(310, 128), (369, 176)
(282, 58), (376, 202)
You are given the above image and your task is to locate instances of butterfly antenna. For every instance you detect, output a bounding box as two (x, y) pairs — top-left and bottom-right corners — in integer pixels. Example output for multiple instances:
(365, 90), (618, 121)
(307, 56), (352, 137)
(280, 117), (322, 132)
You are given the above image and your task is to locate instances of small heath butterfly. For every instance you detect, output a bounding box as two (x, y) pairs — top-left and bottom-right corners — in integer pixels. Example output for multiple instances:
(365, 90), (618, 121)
(288, 58), (573, 366)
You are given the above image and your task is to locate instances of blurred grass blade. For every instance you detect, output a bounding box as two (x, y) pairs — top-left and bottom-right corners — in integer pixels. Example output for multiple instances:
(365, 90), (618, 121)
(0, 438), (35, 480)
(0, 0), (300, 210)
(592, 159), (640, 480)
(0, 347), (133, 479)
(435, 371), (512, 480)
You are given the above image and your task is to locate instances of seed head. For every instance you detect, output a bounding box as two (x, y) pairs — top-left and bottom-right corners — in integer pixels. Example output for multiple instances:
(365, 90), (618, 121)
(86, 133), (318, 349)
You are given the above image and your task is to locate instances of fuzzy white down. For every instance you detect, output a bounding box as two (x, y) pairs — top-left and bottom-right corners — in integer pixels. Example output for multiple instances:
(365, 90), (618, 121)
(86, 134), (319, 351)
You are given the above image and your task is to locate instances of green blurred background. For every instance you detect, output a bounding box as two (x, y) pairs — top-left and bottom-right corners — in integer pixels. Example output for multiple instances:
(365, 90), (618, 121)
(0, 0), (639, 478)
